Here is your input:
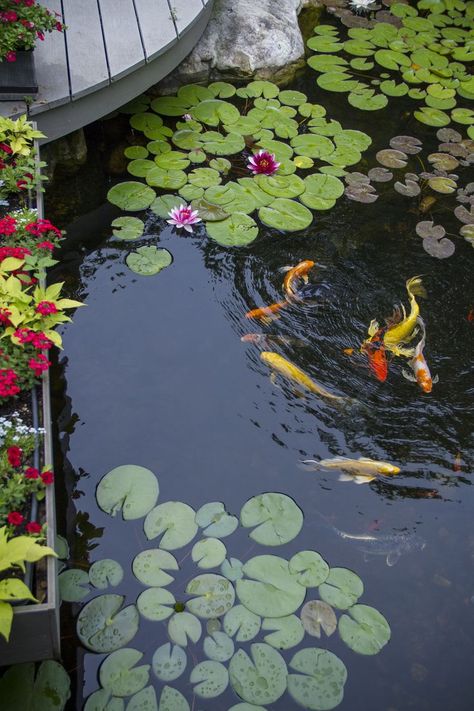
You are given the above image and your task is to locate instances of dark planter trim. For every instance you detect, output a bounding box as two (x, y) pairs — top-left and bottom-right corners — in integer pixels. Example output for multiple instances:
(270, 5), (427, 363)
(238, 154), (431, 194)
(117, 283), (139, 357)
(0, 50), (38, 100)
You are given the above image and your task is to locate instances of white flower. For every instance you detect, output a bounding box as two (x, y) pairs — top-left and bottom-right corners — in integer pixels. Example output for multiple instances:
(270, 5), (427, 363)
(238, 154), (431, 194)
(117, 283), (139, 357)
(349, 0), (375, 12)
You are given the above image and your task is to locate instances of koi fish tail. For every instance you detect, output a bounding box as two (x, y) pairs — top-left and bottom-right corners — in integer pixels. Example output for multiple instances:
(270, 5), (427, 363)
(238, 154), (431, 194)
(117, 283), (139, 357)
(385, 305), (403, 328)
(299, 459), (322, 471)
(406, 276), (426, 300)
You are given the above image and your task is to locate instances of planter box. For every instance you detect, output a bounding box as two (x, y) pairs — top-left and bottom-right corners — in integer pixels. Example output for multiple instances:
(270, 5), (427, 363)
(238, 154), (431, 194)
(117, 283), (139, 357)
(0, 50), (38, 100)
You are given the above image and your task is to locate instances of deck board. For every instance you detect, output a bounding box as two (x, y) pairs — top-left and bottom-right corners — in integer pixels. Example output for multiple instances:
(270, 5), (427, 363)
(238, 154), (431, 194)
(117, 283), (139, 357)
(135, 0), (178, 61)
(170, 0), (204, 35)
(62, 0), (109, 99)
(99, 0), (145, 81)
(31, 0), (69, 114)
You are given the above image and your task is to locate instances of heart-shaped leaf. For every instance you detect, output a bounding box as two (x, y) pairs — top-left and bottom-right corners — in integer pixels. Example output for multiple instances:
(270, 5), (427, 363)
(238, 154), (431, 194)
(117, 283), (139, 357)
(108, 182), (156, 211)
(152, 643), (187, 682)
(206, 213), (259, 247)
(289, 551), (329, 587)
(144, 502), (198, 549)
(338, 604), (391, 655)
(287, 648), (347, 711)
(167, 612), (202, 646)
(203, 631), (235, 662)
(237, 556), (306, 618)
(77, 594), (139, 653)
(300, 600), (337, 638)
(136, 588), (176, 621)
(190, 661), (229, 698)
(132, 549), (179, 586)
(259, 199), (313, 232)
(111, 217), (144, 240)
(224, 605), (261, 642)
(58, 569), (90, 602)
(319, 568), (364, 610)
(126, 247), (172, 276)
(186, 574), (235, 619)
(192, 538), (227, 569)
(261, 615), (305, 650)
(195, 502), (238, 538)
(100, 648), (150, 697)
(96, 465), (159, 520)
(240, 493), (303, 546)
(89, 559), (124, 590)
(229, 643), (287, 705)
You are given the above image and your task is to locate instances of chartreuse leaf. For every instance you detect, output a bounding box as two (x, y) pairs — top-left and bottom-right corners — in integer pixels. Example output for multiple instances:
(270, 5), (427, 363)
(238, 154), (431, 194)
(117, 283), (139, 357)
(224, 604), (261, 642)
(229, 643), (287, 705)
(111, 217), (144, 241)
(206, 213), (259, 247)
(127, 687), (157, 711)
(208, 81), (236, 98)
(179, 184), (203, 201)
(151, 96), (190, 116)
(255, 174), (305, 198)
(289, 551), (329, 587)
(192, 538), (227, 569)
(190, 661), (229, 698)
(137, 588), (175, 621)
(195, 502), (238, 538)
(178, 84), (214, 103)
(144, 502), (198, 549)
(107, 182), (156, 211)
(158, 686), (190, 711)
(132, 549), (179, 586)
(130, 113), (163, 132)
(237, 556), (306, 618)
(127, 159), (156, 178)
(262, 615), (305, 650)
(338, 604), (391, 655)
(192, 99), (240, 126)
(414, 107), (450, 126)
(124, 146), (149, 160)
(186, 574), (235, 618)
(100, 648), (150, 697)
(58, 568), (90, 602)
(96, 465), (159, 520)
(319, 568), (364, 610)
(240, 493), (303, 546)
(152, 643), (187, 682)
(146, 168), (187, 190)
(204, 630), (235, 661)
(76, 594), (139, 653)
(287, 648), (347, 711)
(89, 559), (124, 589)
(168, 612), (202, 646)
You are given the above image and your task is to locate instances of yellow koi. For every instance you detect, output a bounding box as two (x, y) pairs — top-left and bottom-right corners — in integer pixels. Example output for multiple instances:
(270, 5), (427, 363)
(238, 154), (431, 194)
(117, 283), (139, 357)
(383, 276), (426, 355)
(260, 351), (344, 402)
(301, 456), (401, 484)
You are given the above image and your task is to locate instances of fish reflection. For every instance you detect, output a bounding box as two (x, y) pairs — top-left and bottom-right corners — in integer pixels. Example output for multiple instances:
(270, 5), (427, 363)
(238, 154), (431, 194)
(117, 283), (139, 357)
(329, 523), (426, 566)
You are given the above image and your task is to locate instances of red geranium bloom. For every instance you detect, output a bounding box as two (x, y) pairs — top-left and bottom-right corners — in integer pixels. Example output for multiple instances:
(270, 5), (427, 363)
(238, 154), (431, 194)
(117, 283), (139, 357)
(26, 521), (42, 534)
(7, 445), (22, 467)
(25, 467), (40, 479)
(32, 332), (54, 350)
(41, 470), (54, 485)
(0, 216), (17, 235)
(28, 354), (51, 376)
(0, 142), (13, 155)
(14, 327), (36, 343)
(36, 301), (58, 315)
(7, 511), (24, 526)
(0, 308), (12, 326)
(4, 11), (18, 21)
(37, 241), (55, 251)
(0, 369), (20, 397)
(16, 178), (28, 189)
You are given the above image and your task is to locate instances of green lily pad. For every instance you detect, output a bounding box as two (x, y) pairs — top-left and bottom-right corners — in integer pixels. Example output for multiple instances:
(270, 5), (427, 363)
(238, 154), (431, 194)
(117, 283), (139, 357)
(380, 80), (409, 96)
(172, 130), (202, 150)
(237, 556), (306, 618)
(126, 247), (173, 276)
(150, 194), (181, 218)
(146, 167), (187, 190)
(291, 133), (334, 159)
(255, 174), (305, 199)
(240, 493), (303, 546)
(190, 661), (229, 698)
(58, 568), (90, 602)
(136, 588), (176, 621)
(130, 113), (163, 132)
(317, 72), (360, 93)
(279, 90), (307, 106)
(168, 612), (202, 647)
(96, 465), (159, 520)
(348, 90), (388, 110)
(307, 36), (344, 53)
(451, 108), (474, 125)
(127, 159), (156, 178)
(127, 687), (157, 711)
(209, 158), (232, 173)
(100, 648), (150, 697)
(300, 600), (337, 638)
(307, 55), (348, 73)
(89, 559), (124, 589)
(237, 178), (275, 207)
(190, 198), (229, 222)
(206, 213), (259, 247)
(221, 558), (244, 582)
(204, 184), (257, 214)
(199, 131), (245, 155)
(192, 538), (227, 569)
(186, 574), (235, 618)
(350, 57), (374, 71)
(224, 605), (261, 642)
(259, 199), (313, 232)
(84, 689), (123, 711)
(208, 81), (237, 98)
(294, 156), (315, 169)
(107, 182), (156, 211)
(428, 176), (457, 193)
(300, 174), (344, 210)
(319, 568), (364, 610)
(195, 502), (238, 538)
(289, 551), (329, 587)
(154, 151), (190, 170)
(111, 217), (144, 241)
(204, 631), (235, 662)
(223, 116), (261, 135)
(188, 167), (222, 188)
(77, 594), (139, 653)
(124, 146), (149, 160)
(192, 99), (240, 126)
(147, 140), (172, 155)
(338, 604), (391, 655)
(177, 84), (214, 103)
(229, 644), (287, 705)
(150, 97), (190, 116)
(132, 549), (179, 586)
(261, 615), (305, 650)
(287, 648), (347, 711)
(152, 643), (187, 682)
(0, 661), (70, 711)
(414, 107), (451, 125)
(236, 80), (280, 99)
(158, 686), (189, 711)
(187, 148), (207, 164)
(144, 502), (198, 549)
(179, 184), (204, 201)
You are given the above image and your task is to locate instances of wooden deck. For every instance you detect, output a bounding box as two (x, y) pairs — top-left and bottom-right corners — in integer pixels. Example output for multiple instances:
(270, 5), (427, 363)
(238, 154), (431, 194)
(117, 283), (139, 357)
(0, 0), (213, 143)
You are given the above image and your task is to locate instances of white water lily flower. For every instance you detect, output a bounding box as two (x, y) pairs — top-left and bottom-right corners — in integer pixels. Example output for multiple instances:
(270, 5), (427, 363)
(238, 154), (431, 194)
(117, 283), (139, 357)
(349, 0), (375, 12)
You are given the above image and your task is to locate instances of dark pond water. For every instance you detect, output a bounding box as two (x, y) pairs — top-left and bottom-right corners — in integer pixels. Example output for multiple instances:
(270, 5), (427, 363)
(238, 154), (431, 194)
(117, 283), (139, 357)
(46, 68), (474, 711)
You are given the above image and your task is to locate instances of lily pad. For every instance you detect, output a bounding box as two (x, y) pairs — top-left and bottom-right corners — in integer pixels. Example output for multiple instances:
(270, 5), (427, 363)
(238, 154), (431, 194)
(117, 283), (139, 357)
(168, 612), (202, 647)
(451, 108), (474, 125)
(190, 661), (229, 698)
(186, 574), (235, 618)
(150, 96), (190, 116)
(127, 687), (157, 711)
(261, 615), (305, 650)
(204, 631), (235, 662)
(319, 568), (364, 610)
(112, 217), (144, 241)
(237, 555), (306, 618)
(428, 176), (457, 193)
(132, 549), (179, 586)
(158, 686), (189, 711)
(130, 113), (163, 132)
(58, 569), (90, 602)
(179, 184), (203, 201)
(192, 99), (240, 126)
(127, 159), (157, 178)
(188, 167), (222, 188)
(192, 538), (227, 569)
(195, 502), (238, 538)
(416, 222), (447, 243)
(96, 465), (159, 520)
(289, 551), (329, 587)
(190, 198), (229, 222)
(291, 133), (335, 159)
(208, 81), (237, 98)
(338, 604), (391, 655)
(423, 235), (455, 258)
(414, 107), (450, 126)
(427, 152), (459, 170)
(348, 90), (388, 110)
(437, 127), (462, 142)
(345, 183), (378, 203)
(368, 167), (393, 182)
(394, 179), (421, 196)
(154, 151), (190, 170)
(150, 194), (181, 218)
(100, 648), (150, 697)
(144, 502), (198, 549)
(240, 493), (303, 546)
(146, 167), (187, 190)
(389, 135), (423, 154)
(206, 213), (259, 247)
(84, 689), (123, 711)
(126, 247), (173, 276)
(136, 588), (176, 621)
(107, 182), (156, 211)
(229, 644), (287, 705)
(224, 605), (261, 642)
(152, 644), (187, 682)
(259, 199), (313, 232)
(199, 131), (245, 155)
(124, 146), (149, 160)
(455, 204), (474, 224)
(300, 174), (344, 210)
(376, 148), (408, 168)
(89, 559), (124, 590)
(77, 594), (139, 653)
(287, 648), (347, 711)
(300, 600), (337, 638)
(209, 158), (232, 173)
(221, 557), (244, 581)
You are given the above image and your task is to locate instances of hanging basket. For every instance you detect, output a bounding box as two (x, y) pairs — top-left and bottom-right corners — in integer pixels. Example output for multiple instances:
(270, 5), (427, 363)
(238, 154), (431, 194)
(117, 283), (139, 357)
(0, 50), (39, 99)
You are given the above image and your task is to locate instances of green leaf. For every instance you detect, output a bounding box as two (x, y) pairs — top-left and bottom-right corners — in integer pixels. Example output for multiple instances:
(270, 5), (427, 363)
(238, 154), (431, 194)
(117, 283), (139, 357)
(167, 611), (202, 646)
(319, 567), (364, 610)
(188, 167), (222, 188)
(147, 140), (172, 155)
(136, 588), (176, 621)
(77, 594), (139, 653)
(414, 107), (450, 126)
(229, 643), (287, 705)
(179, 184), (204, 201)
(177, 84), (214, 103)
(127, 159), (156, 178)
(130, 113), (163, 133)
(192, 538), (227, 569)
(224, 604), (261, 642)
(84, 689), (121, 711)
(338, 604), (391, 655)
(199, 131), (245, 155)
(190, 198), (229, 222)
(150, 96), (190, 116)
(300, 174), (344, 210)
(300, 600), (337, 638)
(124, 146), (149, 160)
(195, 502), (238, 538)
(428, 176), (457, 193)
(236, 80), (280, 99)
(209, 158), (232, 173)
(192, 99), (240, 126)
(255, 174), (305, 199)
(240, 493), (303, 546)
(237, 178), (275, 207)
(279, 90), (307, 106)
(126, 246), (173, 276)
(237, 555), (306, 618)
(259, 199), (313, 232)
(206, 213), (259, 247)
(172, 130), (202, 150)
(158, 686), (189, 711)
(348, 90), (388, 110)
(289, 551), (329, 587)
(190, 661), (229, 698)
(307, 36), (344, 53)
(451, 107), (474, 124)
(291, 133), (334, 159)
(96, 465), (159, 520)
(58, 568), (90, 602)
(100, 648), (150, 697)
(132, 549), (179, 586)
(146, 167), (187, 190)
(112, 217), (144, 241)
(107, 182), (156, 211)
(208, 81), (237, 98)
(204, 631), (235, 662)
(154, 151), (190, 170)
(127, 687), (157, 711)
(187, 148), (207, 164)
(0, 599), (14, 642)
(221, 558), (244, 582)
(144, 502), (198, 549)
(89, 559), (124, 589)
(380, 80), (409, 97)
(287, 648), (347, 711)
(186, 573), (235, 618)
(261, 615), (305, 650)
(152, 643), (187, 681)
(150, 194), (181, 218)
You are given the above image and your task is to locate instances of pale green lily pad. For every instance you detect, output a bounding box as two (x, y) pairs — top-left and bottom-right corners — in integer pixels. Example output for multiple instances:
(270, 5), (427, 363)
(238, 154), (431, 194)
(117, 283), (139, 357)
(158, 686), (190, 711)
(348, 91), (388, 110)
(100, 648), (150, 697)
(237, 556), (306, 618)
(223, 116), (261, 135)
(124, 146), (149, 160)
(127, 159), (156, 178)
(307, 55), (348, 72)
(190, 661), (229, 698)
(237, 178), (274, 207)
(126, 247), (173, 276)
(240, 492), (303, 546)
(255, 138), (293, 161)
(136, 588), (176, 621)
(192, 99), (240, 126)
(150, 96), (190, 116)
(189, 167), (222, 188)
(338, 604), (391, 655)
(255, 174), (305, 199)
(154, 151), (190, 170)
(229, 644), (287, 705)
(291, 133), (334, 159)
(178, 84), (214, 103)
(237, 80), (280, 99)
(192, 538), (227, 569)
(168, 612), (202, 646)
(130, 113), (163, 132)
(259, 199), (313, 232)
(319, 568), (364, 610)
(204, 184), (256, 214)
(209, 158), (232, 173)
(55, 535), (69, 560)
(414, 107), (450, 126)
(150, 194), (181, 218)
(206, 213), (259, 247)
(300, 600), (337, 638)
(127, 687), (157, 711)
(96, 465), (159, 520)
(261, 615), (304, 650)
(428, 176), (457, 193)
(228, 706), (266, 711)
(224, 605), (261, 642)
(221, 558), (244, 581)
(287, 648), (347, 711)
(144, 502), (198, 549)
(146, 167), (187, 190)
(451, 108), (474, 124)
(279, 90), (307, 106)
(186, 574), (235, 618)
(209, 81), (237, 98)
(172, 129), (202, 150)
(335, 129), (372, 152)
(77, 594), (139, 653)
(132, 549), (179, 586)
(374, 49), (411, 69)
(89, 559), (124, 589)
(107, 182), (156, 211)
(84, 689), (123, 711)
(147, 140), (172, 155)
(204, 631), (235, 662)
(112, 217), (144, 241)
(289, 551), (329, 587)
(58, 568), (90, 602)
(190, 198), (229, 222)
(294, 156), (314, 169)
(152, 643), (187, 682)
(380, 80), (409, 96)
(195, 502), (238, 538)
(187, 148), (207, 164)
(179, 184), (203, 201)
(300, 174), (344, 210)
(317, 72), (360, 94)
(199, 131), (245, 155)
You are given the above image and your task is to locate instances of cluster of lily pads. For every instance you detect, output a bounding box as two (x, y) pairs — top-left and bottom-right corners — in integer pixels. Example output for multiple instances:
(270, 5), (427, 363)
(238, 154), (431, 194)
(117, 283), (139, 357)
(343, 126), (474, 257)
(106, 80), (373, 260)
(306, 0), (474, 126)
(58, 464), (391, 710)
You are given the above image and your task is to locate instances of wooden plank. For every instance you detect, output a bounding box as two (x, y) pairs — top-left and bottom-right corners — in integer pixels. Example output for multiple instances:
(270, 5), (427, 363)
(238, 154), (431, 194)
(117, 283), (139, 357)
(32, 0), (70, 112)
(170, 0), (203, 36)
(134, 0), (178, 61)
(0, 101), (27, 118)
(99, 0), (145, 81)
(62, 0), (109, 100)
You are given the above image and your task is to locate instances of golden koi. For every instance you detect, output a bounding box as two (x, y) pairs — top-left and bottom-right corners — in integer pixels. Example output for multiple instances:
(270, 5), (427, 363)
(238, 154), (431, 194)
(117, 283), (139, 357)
(245, 301), (287, 320)
(282, 260), (315, 299)
(383, 276), (426, 354)
(301, 456), (401, 485)
(260, 351), (344, 402)
(402, 317), (438, 393)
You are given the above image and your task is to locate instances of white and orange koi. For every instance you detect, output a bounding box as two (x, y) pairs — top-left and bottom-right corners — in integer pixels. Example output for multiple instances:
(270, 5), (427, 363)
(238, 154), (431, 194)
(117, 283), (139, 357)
(402, 317), (438, 393)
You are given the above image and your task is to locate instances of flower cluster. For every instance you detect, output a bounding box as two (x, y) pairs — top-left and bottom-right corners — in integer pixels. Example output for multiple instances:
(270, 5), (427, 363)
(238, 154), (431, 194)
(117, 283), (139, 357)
(0, 116), (45, 204)
(0, 0), (65, 63)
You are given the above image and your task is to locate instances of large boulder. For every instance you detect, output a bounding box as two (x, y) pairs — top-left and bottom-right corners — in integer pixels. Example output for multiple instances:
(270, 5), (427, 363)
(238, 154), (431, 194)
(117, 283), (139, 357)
(155, 0), (322, 93)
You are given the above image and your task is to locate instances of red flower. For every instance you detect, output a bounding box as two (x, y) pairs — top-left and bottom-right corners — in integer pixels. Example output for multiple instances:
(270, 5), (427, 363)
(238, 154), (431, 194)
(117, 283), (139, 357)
(0, 216), (17, 235)
(16, 179), (28, 189)
(13, 327), (35, 343)
(28, 354), (51, 376)
(5, 51), (17, 62)
(0, 369), (20, 397)
(7, 512), (24, 526)
(0, 142), (12, 155)
(32, 332), (53, 350)
(41, 470), (54, 485)
(0, 246), (31, 262)
(4, 11), (18, 21)
(37, 241), (55, 251)
(25, 467), (40, 479)
(7, 445), (22, 467)
(0, 308), (12, 326)
(26, 521), (42, 535)
(36, 301), (58, 315)
(37, 31), (44, 40)
(25, 219), (62, 238)
(55, 21), (63, 31)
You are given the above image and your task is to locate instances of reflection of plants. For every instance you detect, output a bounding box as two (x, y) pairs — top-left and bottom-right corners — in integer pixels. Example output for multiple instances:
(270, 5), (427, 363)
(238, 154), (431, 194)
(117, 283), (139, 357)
(0, 659), (71, 709)
(108, 80), (372, 252)
(60, 465), (391, 710)
(306, 0), (474, 127)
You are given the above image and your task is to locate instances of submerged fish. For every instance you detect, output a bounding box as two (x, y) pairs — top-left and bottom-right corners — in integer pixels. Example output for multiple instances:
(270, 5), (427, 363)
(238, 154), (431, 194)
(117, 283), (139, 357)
(301, 456), (401, 484)
(260, 351), (345, 403)
(281, 260), (315, 299)
(402, 317), (438, 393)
(241, 333), (307, 348)
(329, 523), (426, 566)
(361, 326), (389, 382)
(245, 301), (288, 320)
(384, 276), (426, 356)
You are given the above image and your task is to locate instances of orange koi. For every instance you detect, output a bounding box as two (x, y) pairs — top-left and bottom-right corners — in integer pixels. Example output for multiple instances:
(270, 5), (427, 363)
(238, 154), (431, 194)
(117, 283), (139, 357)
(245, 301), (288, 320)
(453, 452), (463, 472)
(361, 327), (388, 382)
(467, 308), (474, 323)
(343, 348), (354, 356)
(282, 260), (315, 299)
(402, 317), (438, 393)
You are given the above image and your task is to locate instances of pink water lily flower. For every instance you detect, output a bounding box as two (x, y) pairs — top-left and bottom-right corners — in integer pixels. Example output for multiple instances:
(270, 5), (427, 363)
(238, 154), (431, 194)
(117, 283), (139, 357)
(247, 150), (280, 176)
(167, 204), (201, 233)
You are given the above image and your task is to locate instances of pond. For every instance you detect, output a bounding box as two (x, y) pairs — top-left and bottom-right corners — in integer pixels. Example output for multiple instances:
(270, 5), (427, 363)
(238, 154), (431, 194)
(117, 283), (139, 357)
(45, 18), (473, 711)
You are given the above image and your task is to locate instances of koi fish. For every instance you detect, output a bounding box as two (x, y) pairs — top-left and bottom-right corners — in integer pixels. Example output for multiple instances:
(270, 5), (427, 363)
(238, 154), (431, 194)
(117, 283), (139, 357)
(260, 351), (345, 403)
(383, 276), (426, 356)
(361, 326), (388, 382)
(453, 452), (463, 472)
(245, 301), (288, 320)
(467, 308), (474, 323)
(301, 456), (400, 484)
(402, 317), (438, 393)
(241, 333), (307, 348)
(329, 524), (426, 566)
(281, 260), (315, 299)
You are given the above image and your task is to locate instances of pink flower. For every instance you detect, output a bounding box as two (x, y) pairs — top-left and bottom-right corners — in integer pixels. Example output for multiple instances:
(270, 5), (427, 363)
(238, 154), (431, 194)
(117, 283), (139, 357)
(5, 51), (16, 63)
(35, 301), (58, 315)
(28, 354), (51, 376)
(182, 114), (192, 122)
(167, 204), (201, 234)
(37, 241), (55, 251)
(247, 150), (280, 176)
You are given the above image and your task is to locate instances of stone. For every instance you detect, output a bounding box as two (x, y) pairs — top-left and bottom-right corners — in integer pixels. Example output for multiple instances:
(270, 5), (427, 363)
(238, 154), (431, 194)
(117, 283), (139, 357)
(41, 128), (88, 180)
(154, 0), (323, 93)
